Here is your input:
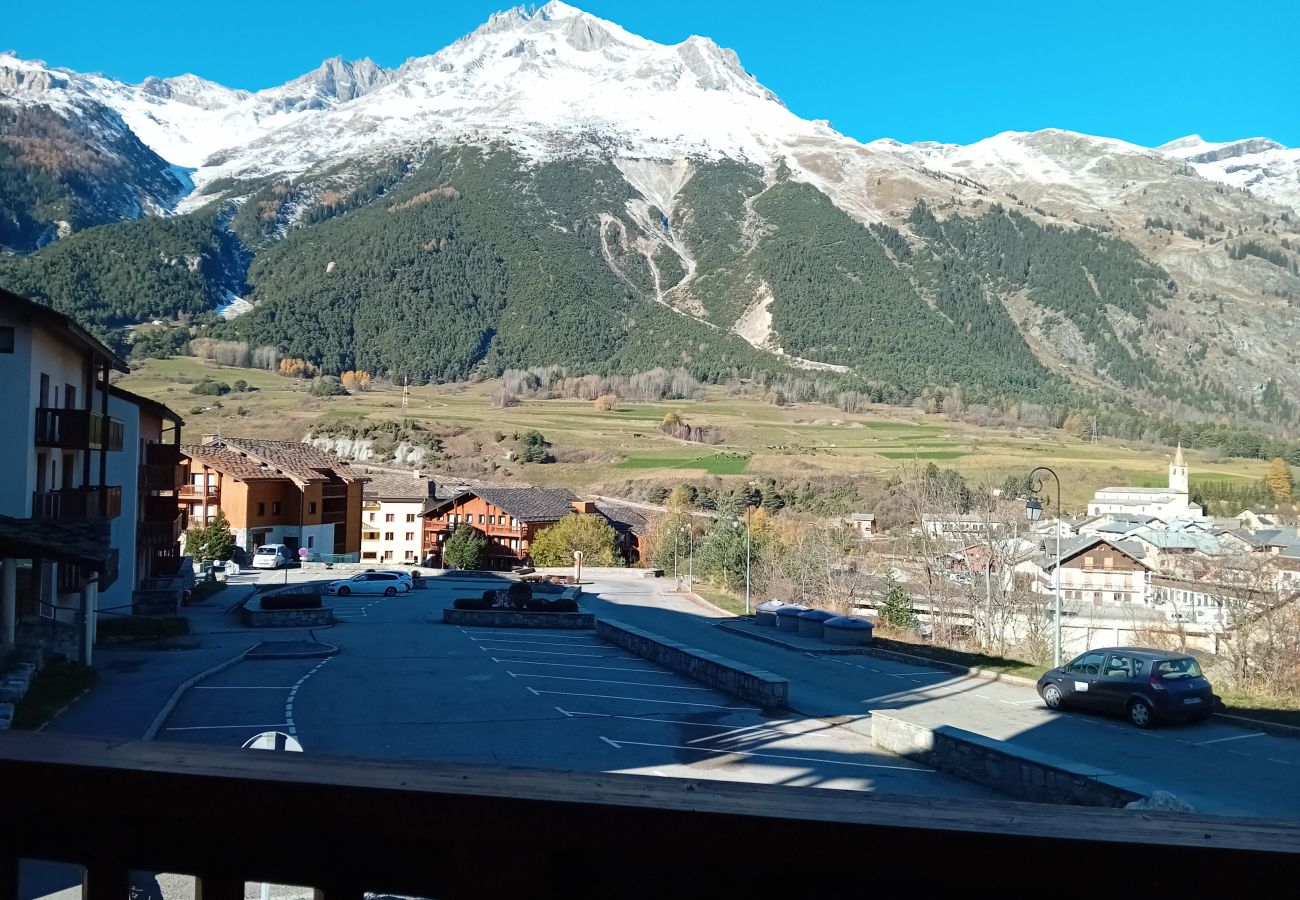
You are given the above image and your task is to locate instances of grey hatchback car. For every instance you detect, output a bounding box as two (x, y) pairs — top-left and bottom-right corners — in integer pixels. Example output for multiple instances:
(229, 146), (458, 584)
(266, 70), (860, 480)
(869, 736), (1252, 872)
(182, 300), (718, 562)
(1037, 647), (1216, 728)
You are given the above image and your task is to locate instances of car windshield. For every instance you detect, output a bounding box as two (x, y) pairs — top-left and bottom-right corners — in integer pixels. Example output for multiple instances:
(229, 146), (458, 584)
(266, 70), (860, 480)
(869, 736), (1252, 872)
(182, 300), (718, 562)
(1154, 657), (1203, 679)
(255, 548), (276, 556)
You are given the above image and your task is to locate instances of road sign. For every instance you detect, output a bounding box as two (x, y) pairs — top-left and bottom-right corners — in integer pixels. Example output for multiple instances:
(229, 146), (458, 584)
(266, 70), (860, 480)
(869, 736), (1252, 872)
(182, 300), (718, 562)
(242, 731), (303, 752)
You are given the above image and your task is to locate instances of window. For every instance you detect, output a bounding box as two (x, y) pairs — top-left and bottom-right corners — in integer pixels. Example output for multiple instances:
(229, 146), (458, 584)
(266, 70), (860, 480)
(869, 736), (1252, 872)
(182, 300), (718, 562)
(362, 552), (378, 560)
(369, 512), (376, 521)
(1067, 652), (1106, 675)
(309, 502), (317, 514)
(272, 502), (281, 515)
(1113, 592), (1122, 602)
(479, 514), (485, 524)
(385, 514), (395, 523)
(382, 551), (393, 561)
(307, 536), (315, 549)
(0, 326), (13, 353)
(405, 532), (415, 541)
(257, 502), (265, 516)
(1103, 654), (1133, 678)
(406, 513), (416, 523)
(1103, 557), (1113, 570)
(1083, 556), (1095, 570)
(384, 532), (394, 541)
(488, 516), (495, 525)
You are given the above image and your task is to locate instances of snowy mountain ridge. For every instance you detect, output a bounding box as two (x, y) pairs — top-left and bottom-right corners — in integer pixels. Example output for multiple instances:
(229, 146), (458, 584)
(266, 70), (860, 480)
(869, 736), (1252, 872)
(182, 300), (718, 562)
(2, 1), (1297, 216)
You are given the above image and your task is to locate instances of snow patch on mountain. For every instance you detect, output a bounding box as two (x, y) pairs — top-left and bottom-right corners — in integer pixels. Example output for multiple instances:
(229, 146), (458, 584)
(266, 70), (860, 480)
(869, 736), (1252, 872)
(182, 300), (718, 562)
(1158, 135), (1300, 213)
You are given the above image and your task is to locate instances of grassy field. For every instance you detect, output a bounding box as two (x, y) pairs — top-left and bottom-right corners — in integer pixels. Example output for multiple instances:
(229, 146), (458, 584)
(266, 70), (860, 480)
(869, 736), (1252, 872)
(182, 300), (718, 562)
(116, 357), (1268, 507)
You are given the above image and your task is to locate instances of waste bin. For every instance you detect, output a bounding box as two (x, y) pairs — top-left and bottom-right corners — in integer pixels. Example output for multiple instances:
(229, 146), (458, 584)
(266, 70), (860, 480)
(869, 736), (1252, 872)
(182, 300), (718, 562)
(754, 600), (786, 626)
(797, 609), (837, 639)
(775, 604), (809, 632)
(823, 616), (874, 646)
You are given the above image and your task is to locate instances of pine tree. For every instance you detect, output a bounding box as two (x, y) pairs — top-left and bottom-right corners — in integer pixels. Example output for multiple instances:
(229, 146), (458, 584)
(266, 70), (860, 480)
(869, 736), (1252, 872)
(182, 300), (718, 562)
(1266, 457), (1294, 502)
(186, 510), (236, 562)
(879, 576), (919, 630)
(442, 525), (488, 570)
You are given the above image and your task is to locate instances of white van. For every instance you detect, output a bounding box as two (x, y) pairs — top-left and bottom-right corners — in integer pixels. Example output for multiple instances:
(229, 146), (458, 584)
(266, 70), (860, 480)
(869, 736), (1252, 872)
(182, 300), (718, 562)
(252, 544), (294, 569)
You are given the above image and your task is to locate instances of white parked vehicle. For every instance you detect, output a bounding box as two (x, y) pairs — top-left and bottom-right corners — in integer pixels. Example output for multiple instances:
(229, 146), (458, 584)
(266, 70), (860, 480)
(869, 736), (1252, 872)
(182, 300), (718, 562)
(325, 572), (411, 597)
(370, 569), (415, 588)
(252, 544), (295, 569)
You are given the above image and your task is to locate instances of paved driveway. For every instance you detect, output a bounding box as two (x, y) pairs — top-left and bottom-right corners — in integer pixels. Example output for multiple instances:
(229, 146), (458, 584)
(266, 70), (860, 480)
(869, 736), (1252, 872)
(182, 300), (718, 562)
(158, 574), (994, 799)
(577, 571), (1300, 818)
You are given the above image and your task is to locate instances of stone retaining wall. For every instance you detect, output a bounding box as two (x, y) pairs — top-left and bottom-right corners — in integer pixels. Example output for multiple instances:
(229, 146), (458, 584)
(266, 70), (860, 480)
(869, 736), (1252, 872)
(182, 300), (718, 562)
(596, 619), (788, 710)
(240, 607), (336, 629)
(442, 609), (594, 629)
(870, 712), (1153, 807)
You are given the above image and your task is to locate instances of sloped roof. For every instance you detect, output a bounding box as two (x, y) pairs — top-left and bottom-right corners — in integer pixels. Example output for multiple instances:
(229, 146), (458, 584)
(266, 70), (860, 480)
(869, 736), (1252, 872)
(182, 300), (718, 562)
(0, 287), (128, 373)
(596, 501), (653, 537)
(1033, 535), (1150, 571)
(108, 384), (184, 425)
(0, 514), (112, 567)
(847, 513), (876, 522)
(423, 486), (579, 522)
(184, 438), (362, 484)
(363, 471), (436, 501)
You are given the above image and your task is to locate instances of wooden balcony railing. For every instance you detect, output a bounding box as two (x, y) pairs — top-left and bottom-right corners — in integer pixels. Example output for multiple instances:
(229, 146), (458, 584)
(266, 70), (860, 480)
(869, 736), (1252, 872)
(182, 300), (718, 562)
(179, 484), (219, 501)
(1, 734), (1297, 900)
(145, 441), (183, 466)
(32, 485), (122, 519)
(140, 463), (189, 492)
(33, 408), (124, 451)
(139, 513), (185, 550)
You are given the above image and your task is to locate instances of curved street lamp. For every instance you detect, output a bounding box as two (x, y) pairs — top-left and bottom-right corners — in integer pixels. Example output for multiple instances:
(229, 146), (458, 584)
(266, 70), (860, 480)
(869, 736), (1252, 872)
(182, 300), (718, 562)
(731, 510), (753, 615)
(1025, 467), (1063, 667)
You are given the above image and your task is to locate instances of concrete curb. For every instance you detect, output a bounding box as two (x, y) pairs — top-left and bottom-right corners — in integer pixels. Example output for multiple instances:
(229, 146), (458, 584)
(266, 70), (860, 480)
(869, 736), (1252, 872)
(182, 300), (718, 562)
(716, 622), (872, 655)
(244, 642), (340, 661)
(1212, 712), (1300, 739)
(141, 649), (250, 741)
(864, 645), (1040, 688)
(33, 687), (92, 733)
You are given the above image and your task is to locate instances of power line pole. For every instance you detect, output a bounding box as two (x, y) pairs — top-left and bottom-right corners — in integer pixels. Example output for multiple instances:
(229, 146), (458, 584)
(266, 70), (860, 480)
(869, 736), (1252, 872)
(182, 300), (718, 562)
(401, 375), (410, 410)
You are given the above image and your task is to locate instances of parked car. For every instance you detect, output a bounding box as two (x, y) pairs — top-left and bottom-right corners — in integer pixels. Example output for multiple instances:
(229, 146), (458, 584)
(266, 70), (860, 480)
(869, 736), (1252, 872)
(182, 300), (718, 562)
(325, 572), (412, 597)
(1037, 647), (1216, 728)
(251, 544), (295, 570)
(367, 569), (415, 588)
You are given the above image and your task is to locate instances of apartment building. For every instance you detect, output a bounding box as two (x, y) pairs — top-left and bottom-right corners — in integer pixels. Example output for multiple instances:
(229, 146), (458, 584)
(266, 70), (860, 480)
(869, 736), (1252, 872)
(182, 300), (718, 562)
(362, 471), (436, 565)
(421, 487), (580, 569)
(1017, 535), (1153, 606)
(0, 289), (127, 652)
(180, 437), (365, 560)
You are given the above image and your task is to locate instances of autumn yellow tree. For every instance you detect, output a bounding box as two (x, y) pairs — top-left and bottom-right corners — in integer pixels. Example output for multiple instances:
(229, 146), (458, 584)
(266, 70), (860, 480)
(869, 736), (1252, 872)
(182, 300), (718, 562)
(278, 357), (315, 379)
(1266, 457), (1293, 501)
(594, 393), (618, 411)
(341, 370), (372, 392)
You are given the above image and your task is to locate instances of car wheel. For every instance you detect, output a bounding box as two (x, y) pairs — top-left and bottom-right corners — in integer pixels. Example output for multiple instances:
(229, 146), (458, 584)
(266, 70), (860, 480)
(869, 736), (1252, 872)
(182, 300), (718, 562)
(1128, 698), (1155, 729)
(337, 586), (351, 596)
(384, 586), (397, 597)
(1042, 684), (1063, 710)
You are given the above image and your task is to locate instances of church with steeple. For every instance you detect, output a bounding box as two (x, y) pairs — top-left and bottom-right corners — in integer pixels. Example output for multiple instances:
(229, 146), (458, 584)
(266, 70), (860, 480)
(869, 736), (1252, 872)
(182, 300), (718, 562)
(1086, 445), (1205, 521)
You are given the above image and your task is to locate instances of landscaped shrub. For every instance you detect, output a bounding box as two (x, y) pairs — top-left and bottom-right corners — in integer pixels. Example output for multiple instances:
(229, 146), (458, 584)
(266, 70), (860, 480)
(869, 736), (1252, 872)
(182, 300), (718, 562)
(523, 598), (580, 613)
(503, 583), (533, 609)
(259, 593), (322, 611)
(453, 596), (494, 610)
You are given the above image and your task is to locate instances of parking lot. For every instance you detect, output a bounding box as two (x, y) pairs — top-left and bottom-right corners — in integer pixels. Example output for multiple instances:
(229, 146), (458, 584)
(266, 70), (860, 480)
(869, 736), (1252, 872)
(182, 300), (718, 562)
(158, 583), (995, 799)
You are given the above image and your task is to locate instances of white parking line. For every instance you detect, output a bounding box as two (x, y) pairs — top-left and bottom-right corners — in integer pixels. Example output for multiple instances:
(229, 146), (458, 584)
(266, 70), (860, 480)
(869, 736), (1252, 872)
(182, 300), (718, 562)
(555, 707), (772, 731)
(194, 686), (293, 690)
(481, 646), (640, 659)
(974, 693), (1041, 706)
(599, 736), (934, 772)
(166, 723), (291, 731)
(468, 637), (606, 648)
(524, 686), (757, 710)
(495, 658), (664, 673)
(1196, 732), (1266, 746)
(508, 671), (712, 691)
(462, 628), (596, 640)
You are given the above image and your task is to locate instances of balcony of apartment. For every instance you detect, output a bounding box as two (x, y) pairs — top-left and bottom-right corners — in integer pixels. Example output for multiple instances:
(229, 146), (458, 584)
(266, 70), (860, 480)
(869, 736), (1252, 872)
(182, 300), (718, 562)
(33, 408), (125, 451)
(139, 442), (188, 492)
(139, 498), (185, 550)
(55, 547), (118, 593)
(1, 734), (1292, 898)
(179, 483), (220, 502)
(32, 485), (122, 520)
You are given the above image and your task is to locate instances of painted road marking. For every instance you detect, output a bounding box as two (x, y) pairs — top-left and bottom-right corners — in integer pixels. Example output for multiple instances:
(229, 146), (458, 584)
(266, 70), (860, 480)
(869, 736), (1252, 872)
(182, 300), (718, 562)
(507, 671), (712, 691)
(974, 693), (1041, 706)
(194, 686), (294, 690)
(598, 736), (934, 772)
(887, 671), (952, 678)
(492, 658), (661, 673)
(283, 657), (333, 738)
(462, 628), (595, 640)
(167, 723), (292, 731)
(1196, 732), (1266, 746)
(479, 646), (640, 659)
(524, 686), (758, 710)
(554, 707), (776, 733)
(467, 637), (605, 648)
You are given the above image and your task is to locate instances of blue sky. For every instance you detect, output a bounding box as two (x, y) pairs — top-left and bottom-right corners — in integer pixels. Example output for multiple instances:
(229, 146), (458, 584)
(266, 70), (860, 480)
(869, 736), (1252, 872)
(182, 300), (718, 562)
(7, 0), (1299, 147)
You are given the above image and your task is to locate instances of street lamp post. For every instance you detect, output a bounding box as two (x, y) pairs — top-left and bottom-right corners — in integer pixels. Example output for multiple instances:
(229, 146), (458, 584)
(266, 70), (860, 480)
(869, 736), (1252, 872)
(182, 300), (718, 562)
(744, 509), (752, 616)
(1025, 467), (1063, 668)
(687, 523), (694, 594)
